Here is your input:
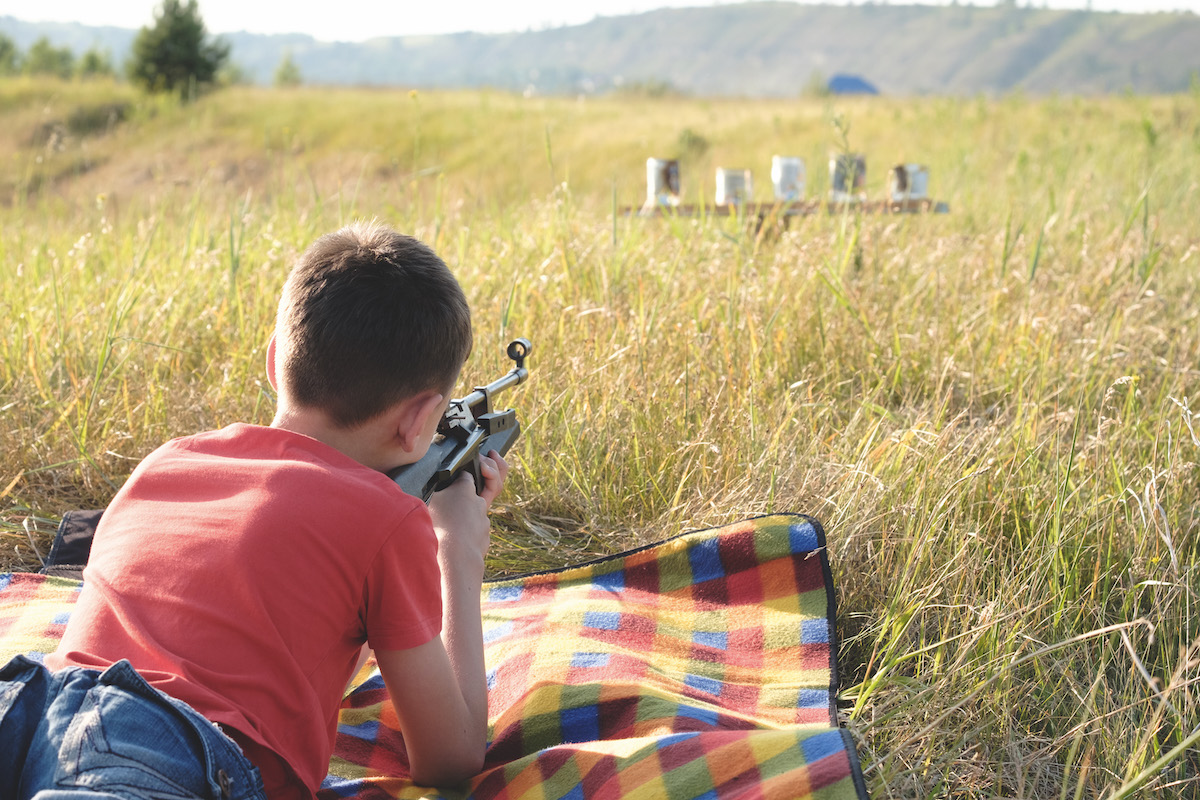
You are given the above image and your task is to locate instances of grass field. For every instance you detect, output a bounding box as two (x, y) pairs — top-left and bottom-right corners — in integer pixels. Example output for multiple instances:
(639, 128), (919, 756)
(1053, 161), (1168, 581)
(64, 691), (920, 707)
(1, 77), (1198, 797)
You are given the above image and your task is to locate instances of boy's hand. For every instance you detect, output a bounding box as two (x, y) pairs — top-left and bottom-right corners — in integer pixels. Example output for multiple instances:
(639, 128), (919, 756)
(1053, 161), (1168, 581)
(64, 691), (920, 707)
(476, 449), (509, 506)
(427, 450), (508, 566)
(428, 451), (508, 510)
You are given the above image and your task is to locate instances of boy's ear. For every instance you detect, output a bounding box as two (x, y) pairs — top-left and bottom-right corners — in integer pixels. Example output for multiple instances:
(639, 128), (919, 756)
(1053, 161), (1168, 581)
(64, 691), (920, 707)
(395, 390), (445, 453)
(265, 332), (279, 391)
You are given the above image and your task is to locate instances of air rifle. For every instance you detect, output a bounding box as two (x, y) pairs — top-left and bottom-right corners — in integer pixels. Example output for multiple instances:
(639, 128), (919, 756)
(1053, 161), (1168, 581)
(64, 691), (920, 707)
(390, 338), (532, 502)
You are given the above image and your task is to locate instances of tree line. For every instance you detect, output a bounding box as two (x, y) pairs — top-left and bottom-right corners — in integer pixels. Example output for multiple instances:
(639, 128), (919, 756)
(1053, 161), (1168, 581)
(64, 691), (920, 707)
(0, 34), (114, 80)
(0, 0), (301, 96)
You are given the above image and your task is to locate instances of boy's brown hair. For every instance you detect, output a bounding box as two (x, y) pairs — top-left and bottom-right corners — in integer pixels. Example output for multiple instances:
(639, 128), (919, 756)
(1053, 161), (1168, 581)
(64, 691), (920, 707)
(275, 221), (472, 427)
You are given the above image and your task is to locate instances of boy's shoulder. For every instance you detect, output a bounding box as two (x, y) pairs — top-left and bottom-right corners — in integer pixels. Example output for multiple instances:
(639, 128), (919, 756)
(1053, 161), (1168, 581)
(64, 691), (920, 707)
(102, 423), (432, 567)
(134, 423), (423, 516)
(160, 424), (362, 470)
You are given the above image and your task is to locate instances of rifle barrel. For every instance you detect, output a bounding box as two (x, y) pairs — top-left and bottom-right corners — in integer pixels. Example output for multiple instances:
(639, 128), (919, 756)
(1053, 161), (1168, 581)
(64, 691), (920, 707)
(460, 365), (529, 410)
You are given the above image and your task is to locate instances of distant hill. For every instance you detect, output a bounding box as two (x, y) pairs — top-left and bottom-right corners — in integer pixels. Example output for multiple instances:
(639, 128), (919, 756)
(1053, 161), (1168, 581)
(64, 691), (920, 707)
(3, 3), (1199, 95)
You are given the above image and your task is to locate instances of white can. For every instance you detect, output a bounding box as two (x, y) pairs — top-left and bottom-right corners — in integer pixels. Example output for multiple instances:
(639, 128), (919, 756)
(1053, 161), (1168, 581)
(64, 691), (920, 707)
(645, 158), (681, 207)
(715, 167), (753, 207)
(889, 164), (929, 201)
(771, 156), (805, 201)
(829, 154), (866, 202)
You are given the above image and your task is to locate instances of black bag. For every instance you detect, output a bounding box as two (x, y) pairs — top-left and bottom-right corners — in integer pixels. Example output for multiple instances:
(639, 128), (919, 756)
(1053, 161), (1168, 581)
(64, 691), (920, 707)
(39, 509), (103, 580)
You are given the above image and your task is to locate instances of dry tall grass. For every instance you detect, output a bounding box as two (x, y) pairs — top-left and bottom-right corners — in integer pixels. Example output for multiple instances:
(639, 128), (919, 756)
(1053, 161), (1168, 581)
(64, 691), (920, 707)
(1, 79), (1197, 797)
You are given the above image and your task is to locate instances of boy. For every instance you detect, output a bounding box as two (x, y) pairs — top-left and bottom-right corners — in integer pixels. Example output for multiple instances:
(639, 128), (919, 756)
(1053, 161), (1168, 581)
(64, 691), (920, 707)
(0, 221), (505, 799)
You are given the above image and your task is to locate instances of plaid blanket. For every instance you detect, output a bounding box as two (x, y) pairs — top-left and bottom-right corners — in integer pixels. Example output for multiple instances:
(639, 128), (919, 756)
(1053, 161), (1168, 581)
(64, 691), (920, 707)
(0, 513), (868, 800)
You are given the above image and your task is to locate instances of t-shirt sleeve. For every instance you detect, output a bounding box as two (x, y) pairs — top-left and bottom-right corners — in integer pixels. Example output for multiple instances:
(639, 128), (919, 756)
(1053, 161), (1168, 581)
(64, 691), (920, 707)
(362, 502), (443, 652)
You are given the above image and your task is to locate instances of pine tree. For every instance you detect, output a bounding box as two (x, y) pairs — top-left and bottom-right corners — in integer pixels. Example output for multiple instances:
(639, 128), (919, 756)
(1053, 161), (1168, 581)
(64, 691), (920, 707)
(127, 0), (230, 97)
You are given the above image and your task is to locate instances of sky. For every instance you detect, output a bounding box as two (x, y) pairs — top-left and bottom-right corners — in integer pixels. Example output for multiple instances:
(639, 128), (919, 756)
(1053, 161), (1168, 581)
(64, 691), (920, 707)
(2, 0), (1197, 41)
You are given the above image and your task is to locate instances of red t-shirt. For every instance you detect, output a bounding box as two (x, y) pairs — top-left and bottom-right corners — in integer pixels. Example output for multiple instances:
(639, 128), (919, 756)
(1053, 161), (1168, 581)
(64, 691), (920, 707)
(48, 424), (443, 798)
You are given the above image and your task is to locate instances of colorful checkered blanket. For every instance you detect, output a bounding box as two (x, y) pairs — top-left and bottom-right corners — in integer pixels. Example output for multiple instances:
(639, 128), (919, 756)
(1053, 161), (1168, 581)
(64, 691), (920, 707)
(0, 513), (868, 799)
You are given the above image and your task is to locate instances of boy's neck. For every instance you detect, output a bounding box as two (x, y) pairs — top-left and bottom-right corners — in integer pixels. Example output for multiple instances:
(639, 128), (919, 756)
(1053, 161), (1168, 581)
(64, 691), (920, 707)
(270, 406), (391, 472)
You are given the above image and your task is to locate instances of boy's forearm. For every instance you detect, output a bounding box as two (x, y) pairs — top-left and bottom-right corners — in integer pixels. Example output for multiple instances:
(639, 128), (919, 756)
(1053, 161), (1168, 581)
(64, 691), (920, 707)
(423, 462), (505, 774)
(440, 558), (489, 734)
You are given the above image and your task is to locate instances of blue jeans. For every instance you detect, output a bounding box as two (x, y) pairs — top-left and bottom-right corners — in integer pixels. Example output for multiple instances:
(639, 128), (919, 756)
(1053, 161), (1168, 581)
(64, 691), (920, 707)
(0, 654), (265, 800)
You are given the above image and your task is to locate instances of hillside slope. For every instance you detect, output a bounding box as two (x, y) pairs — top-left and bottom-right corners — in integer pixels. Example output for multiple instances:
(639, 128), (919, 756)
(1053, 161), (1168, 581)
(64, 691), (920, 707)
(3, 3), (1200, 95)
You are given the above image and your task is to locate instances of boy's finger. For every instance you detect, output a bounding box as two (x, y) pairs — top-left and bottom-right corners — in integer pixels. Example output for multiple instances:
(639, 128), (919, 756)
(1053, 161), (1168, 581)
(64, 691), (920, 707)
(476, 457), (495, 489)
(486, 450), (510, 479)
(476, 455), (505, 502)
(438, 471), (474, 498)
